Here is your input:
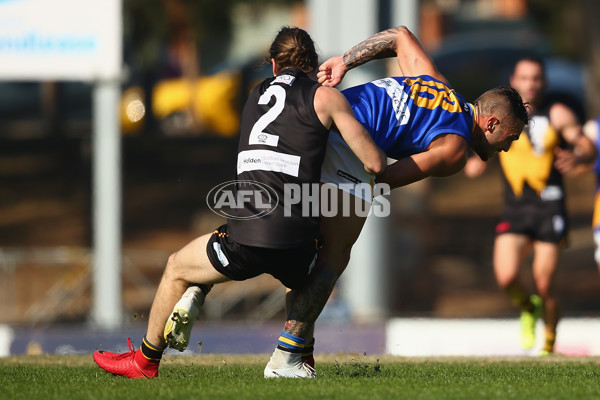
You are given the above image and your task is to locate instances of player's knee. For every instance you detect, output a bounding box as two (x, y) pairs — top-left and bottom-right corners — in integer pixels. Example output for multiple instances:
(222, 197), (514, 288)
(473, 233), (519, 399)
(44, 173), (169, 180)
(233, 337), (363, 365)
(496, 280), (508, 290)
(164, 252), (184, 281)
(535, 282), (552, 299)
(495, 274), (516, 290)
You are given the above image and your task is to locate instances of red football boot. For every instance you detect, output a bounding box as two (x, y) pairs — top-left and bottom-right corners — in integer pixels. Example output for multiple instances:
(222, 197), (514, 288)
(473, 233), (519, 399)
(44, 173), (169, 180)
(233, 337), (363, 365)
(93, 338), (159, 379)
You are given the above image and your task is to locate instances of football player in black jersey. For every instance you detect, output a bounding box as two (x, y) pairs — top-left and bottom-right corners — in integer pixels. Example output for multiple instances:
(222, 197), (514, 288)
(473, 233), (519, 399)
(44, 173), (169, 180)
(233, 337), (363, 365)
(466, 57), (596, 355)
(92, 26), (386, 379)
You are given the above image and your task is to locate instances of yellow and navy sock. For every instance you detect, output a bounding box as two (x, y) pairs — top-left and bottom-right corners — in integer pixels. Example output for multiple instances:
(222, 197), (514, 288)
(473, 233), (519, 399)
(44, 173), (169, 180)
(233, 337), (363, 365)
(277, 332), (306, 353)
(301, 337), (315, 359)
(141, 336), (166, 361)
(301, 337), (315, 368)
(508, 289), (533, 312)
(520, 299), (535, 313)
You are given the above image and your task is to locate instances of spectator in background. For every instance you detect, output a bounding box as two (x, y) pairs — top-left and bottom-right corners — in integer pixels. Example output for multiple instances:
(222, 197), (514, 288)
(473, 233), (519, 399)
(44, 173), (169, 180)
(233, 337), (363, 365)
(465, 57), (597, 355)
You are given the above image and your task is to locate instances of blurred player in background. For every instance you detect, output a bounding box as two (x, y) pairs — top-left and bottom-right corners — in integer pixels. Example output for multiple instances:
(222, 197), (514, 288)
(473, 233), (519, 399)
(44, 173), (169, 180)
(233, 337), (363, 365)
(466, 57), (597, 355)
(92, 26), (385, 379)
(582, 117), (600, 274)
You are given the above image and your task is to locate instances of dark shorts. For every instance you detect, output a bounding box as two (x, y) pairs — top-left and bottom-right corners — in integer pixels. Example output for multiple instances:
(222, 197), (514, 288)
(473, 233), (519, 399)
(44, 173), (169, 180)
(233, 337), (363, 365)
(206, 224), (321, 290)
(496, 202), (568, 244)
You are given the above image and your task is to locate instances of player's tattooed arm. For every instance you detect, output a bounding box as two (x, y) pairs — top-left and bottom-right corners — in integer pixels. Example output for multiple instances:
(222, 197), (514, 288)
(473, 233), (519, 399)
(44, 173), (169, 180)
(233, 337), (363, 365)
(318, 26), (436, 86)
(342, 28), (399, 70)
(338, 25), (444, 83)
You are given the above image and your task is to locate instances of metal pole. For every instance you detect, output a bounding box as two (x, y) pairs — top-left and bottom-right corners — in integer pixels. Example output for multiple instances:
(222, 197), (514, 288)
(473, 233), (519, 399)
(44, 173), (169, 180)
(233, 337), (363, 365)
(309, 0), (385, 321)
(91, 80), (123, 328)
(308, 0), (420, 321)
(393, 0), (419, 33)
(308, 0), (382, 89)
(345, 0), (421, 322)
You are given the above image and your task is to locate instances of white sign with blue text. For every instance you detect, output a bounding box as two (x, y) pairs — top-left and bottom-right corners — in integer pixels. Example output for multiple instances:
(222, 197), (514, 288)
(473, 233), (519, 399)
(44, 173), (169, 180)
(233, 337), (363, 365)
(0, 0), (121, 81)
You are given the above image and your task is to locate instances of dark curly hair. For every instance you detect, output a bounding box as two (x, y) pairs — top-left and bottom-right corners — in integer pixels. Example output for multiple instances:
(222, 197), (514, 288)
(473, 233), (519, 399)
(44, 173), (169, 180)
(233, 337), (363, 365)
(268, 26), (318, 73)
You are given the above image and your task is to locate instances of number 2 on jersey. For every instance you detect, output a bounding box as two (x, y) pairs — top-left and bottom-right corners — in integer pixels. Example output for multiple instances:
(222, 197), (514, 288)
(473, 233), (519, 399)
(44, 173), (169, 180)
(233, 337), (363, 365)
(249, 85), (285, 147)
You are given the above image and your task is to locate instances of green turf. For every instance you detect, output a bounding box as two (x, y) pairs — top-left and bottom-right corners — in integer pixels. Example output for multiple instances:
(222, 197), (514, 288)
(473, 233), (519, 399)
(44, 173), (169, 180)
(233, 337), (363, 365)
(1, 354), (599, 400)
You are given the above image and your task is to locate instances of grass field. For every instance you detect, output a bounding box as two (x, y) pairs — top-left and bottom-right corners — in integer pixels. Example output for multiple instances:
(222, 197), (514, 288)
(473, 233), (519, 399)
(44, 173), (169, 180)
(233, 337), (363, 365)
(1, 353), (599, 400)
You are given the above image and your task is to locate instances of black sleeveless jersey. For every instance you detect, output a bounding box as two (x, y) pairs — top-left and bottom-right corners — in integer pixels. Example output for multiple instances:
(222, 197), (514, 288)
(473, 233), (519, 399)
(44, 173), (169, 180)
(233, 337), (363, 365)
(498, 107), (567, 210)
(227, 68), (329, 248)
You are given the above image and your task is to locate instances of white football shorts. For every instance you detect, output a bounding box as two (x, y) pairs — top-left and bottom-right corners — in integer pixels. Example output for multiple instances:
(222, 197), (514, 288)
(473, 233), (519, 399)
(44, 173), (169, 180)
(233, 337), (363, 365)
(320, 129), (375, 203)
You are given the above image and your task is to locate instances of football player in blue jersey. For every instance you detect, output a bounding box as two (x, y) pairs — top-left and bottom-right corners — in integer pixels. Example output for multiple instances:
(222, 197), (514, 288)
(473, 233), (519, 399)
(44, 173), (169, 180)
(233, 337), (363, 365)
(263, 25), (530, 375)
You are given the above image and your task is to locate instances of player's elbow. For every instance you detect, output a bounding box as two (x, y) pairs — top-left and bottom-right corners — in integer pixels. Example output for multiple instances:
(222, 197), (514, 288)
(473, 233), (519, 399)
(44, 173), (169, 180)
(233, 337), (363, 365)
(364, 163), (383, 176)
(364, 150), (387, 175)
(392, 26), (416, 46)
(431, 147), (468, 177)
(578, 139), (598, 164)
(364, 161), (383, 176)
(391, 26), (412, 38)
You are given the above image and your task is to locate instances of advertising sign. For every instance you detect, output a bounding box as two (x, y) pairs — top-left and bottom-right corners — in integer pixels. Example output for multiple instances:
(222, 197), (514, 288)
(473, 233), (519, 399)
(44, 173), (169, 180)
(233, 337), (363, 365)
(0, 0), (121, 81)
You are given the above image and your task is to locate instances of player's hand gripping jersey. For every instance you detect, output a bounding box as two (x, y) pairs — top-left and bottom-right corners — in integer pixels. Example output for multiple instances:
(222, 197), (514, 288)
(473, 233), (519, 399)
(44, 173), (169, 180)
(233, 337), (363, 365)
(342, 75), (475, 159)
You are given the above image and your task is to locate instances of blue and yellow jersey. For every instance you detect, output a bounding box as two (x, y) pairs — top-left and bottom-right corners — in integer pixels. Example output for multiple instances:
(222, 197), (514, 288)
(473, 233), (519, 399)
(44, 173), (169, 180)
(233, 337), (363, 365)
(593, 186), (600, 230)
(593, 117), (600, 178)
(341, 75), (475, 160)
(592, 117), (600, 230)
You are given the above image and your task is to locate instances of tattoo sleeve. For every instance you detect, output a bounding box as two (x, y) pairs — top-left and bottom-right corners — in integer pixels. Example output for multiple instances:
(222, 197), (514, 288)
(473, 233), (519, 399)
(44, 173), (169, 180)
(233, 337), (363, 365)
(284, 263), (339, 338)
(342, 28), (400, 70)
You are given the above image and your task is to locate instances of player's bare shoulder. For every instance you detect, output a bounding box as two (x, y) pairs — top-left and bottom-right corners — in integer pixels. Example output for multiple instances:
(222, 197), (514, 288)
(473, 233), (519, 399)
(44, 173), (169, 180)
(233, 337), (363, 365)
(314, 85), (344, 105)
(313, 85), (349, 129)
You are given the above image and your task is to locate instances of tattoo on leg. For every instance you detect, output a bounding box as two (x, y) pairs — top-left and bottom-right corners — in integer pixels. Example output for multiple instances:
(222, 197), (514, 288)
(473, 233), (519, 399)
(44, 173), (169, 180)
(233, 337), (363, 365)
(284, 263), (339, 338)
